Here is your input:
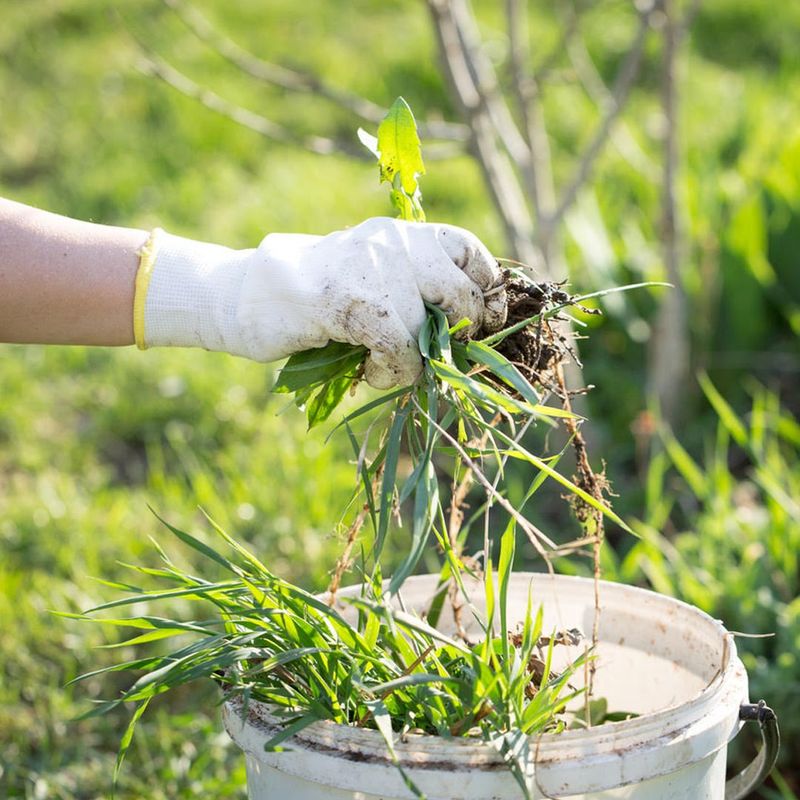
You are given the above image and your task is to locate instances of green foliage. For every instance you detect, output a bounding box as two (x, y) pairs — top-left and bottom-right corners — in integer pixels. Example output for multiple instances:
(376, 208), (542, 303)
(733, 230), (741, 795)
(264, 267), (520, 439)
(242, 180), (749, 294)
(34, 84), (627, 788)
(81, 287), (619, 798)
(0, 347), (358, 799)
(72, 520), (586, 799)
(359, 96), (427, 222)
(272, 341), (367, 428)
(587, 380), (800, 777)
(1, 0), (799, 796)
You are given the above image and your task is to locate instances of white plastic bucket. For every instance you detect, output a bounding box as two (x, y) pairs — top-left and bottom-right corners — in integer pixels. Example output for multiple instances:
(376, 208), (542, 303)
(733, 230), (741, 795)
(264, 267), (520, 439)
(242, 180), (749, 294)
(223, 573), (764, 799)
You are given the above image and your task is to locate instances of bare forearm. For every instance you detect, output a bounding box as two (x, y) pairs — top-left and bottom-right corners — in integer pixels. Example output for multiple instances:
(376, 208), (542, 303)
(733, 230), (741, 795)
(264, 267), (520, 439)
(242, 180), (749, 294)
(0, 198), (148, 346)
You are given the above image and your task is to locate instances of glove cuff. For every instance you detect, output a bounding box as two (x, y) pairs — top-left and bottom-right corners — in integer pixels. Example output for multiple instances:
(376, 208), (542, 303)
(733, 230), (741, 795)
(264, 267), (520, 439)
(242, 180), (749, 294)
(134, 229), (251, 355)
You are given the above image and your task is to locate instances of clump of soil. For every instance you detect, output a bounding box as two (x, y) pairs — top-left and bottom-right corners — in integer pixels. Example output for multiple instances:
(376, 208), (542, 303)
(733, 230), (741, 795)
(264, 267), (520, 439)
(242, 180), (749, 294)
(483, 271), (598, 393)
(508, 628), (584, 700)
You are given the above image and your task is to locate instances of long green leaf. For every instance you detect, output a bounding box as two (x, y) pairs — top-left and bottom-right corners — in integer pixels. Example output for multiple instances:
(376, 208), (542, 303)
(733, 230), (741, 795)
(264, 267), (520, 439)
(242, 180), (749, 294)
(364, 672), (460, 696)
(273, 342), (366, 393)
(375, 404), (410, 561)
(327, 386), (409, 438)
(151, 509), (240, 574)
(498, 521), (516, 665)
(698, 371), (748, 447)
(262, 712), (323, 751)
(430, 359), (571, 420)
(112, 699), (150, 798)
(480, 420), (634, 534)
(85, 581), (243, 614)
(367, 697), (426, 798)
(389, 459), (437, 594)
(465, 340), (541, 407)
(306, 374), (354, 429)
(660, 424), (708, 499)
(480, 282), (672, 347)
(202, 511), (273, 580)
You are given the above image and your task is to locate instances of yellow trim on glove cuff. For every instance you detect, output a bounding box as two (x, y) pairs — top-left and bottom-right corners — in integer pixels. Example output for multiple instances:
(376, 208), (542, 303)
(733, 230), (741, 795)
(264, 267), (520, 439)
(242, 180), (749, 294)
(133, 228), (162, 350)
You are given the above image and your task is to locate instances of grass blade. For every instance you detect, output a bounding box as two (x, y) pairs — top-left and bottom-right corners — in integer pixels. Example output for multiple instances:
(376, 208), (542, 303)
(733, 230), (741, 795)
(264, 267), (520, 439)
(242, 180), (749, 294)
(112, 699), (150, 798)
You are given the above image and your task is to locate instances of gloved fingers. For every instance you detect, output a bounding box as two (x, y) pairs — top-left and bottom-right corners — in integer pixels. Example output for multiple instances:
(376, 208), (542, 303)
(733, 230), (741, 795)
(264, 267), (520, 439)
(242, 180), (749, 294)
(341, 298), (423, 389)
(412, 255), (486, 337)
(382, 259), (430, 344)
(432, 224), (507, 333)
(364, 348), (422, 390)
(432, 224), (499, 289)
(482, 289), (508, 334)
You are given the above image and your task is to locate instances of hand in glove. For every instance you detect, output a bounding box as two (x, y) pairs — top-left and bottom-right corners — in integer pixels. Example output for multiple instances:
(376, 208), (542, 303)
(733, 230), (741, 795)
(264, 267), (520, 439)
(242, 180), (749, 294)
(136, 217), (507, 388)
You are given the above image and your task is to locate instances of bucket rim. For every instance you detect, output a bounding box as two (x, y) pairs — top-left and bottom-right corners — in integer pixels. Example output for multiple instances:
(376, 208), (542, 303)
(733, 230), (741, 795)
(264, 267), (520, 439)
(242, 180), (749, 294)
(224, 573), (745, 766)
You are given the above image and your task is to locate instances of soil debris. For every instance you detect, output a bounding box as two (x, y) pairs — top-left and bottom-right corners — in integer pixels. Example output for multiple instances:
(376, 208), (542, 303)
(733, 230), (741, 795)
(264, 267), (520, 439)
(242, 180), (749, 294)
(486, 271), (599, 393)
(507, 628), (584, 700)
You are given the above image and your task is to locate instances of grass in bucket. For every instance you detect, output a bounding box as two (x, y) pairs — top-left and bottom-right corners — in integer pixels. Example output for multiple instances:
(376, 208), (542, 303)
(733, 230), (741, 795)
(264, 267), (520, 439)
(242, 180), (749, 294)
(68, 98), (660, 799)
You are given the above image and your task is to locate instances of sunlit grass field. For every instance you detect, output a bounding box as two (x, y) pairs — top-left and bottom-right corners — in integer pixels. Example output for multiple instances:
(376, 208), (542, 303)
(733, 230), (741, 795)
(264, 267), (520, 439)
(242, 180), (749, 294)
(2, 0), (799, 797)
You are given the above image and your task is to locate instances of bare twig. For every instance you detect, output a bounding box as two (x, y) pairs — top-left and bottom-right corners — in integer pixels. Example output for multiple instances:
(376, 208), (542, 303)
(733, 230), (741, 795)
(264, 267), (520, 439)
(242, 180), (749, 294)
(505, 0), (537, 216)
(565, 18), (658, 179)
(448, 0), (532, 176)
(139, 54), (365, 157)
(426, 0), (543, 273)
(163, 0), (469, 144)
(447, 467), (474, 549)
(554, 363), (607, 714)
(648, 0), (690, 426)
(451, 0), (567, 274)
(446, 460), (476, 641)
(549, 3), (654, 233)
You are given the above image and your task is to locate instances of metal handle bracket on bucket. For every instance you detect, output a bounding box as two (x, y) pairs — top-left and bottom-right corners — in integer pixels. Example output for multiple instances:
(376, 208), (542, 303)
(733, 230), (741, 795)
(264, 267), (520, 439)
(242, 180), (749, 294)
(725, 701), (780, 800)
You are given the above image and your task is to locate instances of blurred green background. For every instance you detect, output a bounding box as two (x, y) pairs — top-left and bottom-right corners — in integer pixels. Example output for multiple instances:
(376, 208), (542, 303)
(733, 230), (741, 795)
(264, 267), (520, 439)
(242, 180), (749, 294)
(1, 0), (798, 798)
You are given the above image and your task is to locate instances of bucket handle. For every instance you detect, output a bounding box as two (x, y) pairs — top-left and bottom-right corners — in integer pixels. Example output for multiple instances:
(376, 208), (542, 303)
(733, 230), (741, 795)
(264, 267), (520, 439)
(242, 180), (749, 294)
(725, 701), (780, 800)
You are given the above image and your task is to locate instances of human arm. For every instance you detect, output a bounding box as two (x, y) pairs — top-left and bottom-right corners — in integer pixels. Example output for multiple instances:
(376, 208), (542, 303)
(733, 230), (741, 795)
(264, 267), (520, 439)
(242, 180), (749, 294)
(0, 199), (507, 387)
(0, 197), (146, 346)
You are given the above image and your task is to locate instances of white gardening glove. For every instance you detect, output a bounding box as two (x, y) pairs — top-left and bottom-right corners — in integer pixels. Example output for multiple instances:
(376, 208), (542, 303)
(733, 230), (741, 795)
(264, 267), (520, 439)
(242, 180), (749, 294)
(136, 217), (507, 389)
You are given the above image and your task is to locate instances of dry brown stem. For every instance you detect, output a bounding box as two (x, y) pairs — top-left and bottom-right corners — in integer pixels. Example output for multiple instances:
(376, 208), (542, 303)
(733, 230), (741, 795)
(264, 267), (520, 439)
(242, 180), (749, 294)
(554, 363), (607, 723)
(326, 467), (384, 605)
(163, 0), (469, 144)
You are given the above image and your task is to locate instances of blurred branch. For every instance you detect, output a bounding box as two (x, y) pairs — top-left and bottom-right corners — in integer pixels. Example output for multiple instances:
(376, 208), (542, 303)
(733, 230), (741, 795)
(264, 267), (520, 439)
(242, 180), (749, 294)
(565, 11), (658, 180)
(532, 8), (578, 83)
(163, 0), (469, 144)
(548, 3), (654, 234)
(426, 0), (543, 271)
(648, 0), (690, 425)
(679, 0), (702, 38)
(505, 0), (557, 223)
(430, 0), (583, 398)
(447, 0), (532, 175)
(505, 0), (562, 272)
(504, 0), (531, 151)
(139, 54), (367, 158)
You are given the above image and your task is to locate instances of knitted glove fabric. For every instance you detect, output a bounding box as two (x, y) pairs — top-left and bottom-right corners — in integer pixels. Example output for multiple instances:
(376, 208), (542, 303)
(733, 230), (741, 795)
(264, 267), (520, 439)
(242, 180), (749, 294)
(136, 217), (507, 389)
